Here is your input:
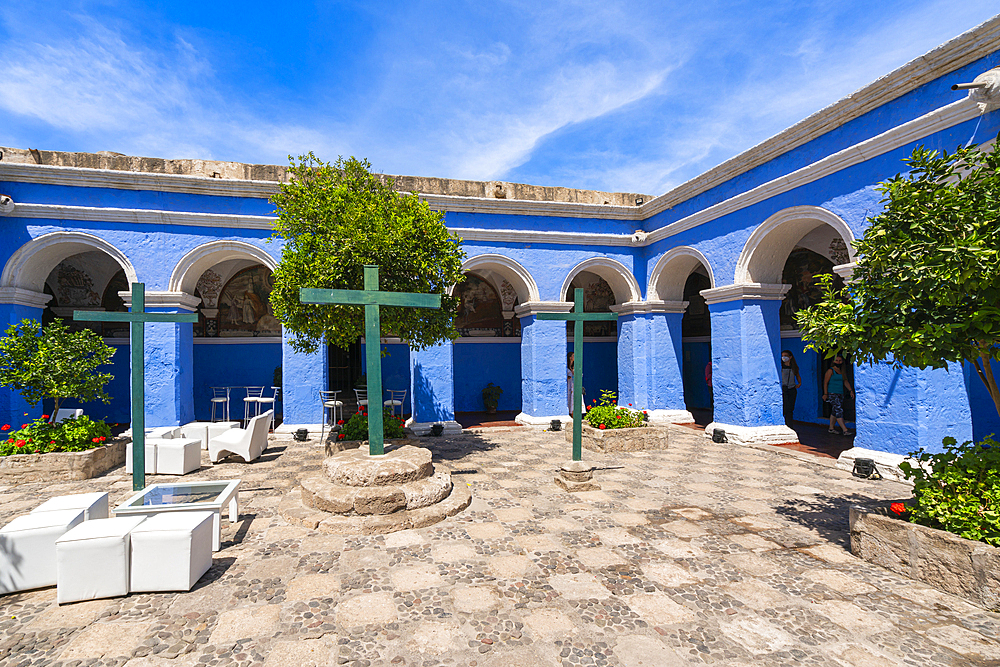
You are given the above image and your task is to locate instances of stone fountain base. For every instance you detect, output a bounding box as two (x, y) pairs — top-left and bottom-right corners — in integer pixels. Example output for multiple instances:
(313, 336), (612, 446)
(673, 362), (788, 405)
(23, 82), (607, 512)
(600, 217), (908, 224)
(279, 444), (471, 535)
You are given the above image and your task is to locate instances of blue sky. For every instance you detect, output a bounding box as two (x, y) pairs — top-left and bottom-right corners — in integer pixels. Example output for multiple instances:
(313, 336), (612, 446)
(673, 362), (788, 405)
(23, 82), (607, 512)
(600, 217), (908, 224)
(1, 1), (998, 195)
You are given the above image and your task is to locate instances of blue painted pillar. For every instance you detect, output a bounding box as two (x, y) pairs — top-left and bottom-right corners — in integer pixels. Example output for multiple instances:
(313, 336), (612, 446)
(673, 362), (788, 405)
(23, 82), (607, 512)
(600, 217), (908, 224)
(616, 309), (648, 410)
(0, 290), (50, 427)
(854, 361), (972, 456)
(646, 303), (692, 422)
(281, 329), (327, 428)
(702, 285), (796, 445)
(517, 303), (571, 425)
(137, 293), (199, 428)
(409, 341), (460, 435)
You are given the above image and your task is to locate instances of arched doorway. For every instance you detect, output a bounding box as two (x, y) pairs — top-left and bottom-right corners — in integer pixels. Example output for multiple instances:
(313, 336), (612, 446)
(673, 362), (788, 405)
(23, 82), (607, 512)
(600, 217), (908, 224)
(682, 270), (712, 424)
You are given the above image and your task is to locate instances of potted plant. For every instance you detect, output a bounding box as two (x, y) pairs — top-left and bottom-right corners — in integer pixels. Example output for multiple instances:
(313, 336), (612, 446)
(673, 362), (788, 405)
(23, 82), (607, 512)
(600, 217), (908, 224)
(482, 383), (503, 414)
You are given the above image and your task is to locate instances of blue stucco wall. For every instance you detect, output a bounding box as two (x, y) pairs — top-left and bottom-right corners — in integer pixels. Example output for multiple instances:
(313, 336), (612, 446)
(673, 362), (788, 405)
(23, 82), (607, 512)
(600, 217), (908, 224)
(360, 342), (412, 415)
(453, 341), (522, 412)
(192, 341), (282, 422)
(967, 360), (1000, 442)
(410, 342), (455, 423)
(567, 340), (618, 409)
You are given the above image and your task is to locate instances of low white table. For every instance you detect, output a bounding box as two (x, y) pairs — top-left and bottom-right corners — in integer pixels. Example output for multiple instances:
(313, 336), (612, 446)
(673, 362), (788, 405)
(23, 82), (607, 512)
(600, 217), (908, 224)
(112, 479), (241, 551)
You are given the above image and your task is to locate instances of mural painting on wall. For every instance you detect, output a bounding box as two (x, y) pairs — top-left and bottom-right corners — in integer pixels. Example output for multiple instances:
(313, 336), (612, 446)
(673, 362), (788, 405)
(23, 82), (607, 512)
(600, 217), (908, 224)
(218, 266), (281, 337)
(499, 279), (521, 337)
(455, 273), (504, 336)
(56, 262), (100, 308)
(569, 272), (617, 337)
(195, 269), (223, 337)
(780, 248), (844, 329)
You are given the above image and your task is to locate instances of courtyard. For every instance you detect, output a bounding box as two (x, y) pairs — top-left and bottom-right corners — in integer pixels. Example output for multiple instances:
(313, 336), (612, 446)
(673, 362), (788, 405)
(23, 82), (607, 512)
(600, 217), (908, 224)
(2, 427), (999, 666)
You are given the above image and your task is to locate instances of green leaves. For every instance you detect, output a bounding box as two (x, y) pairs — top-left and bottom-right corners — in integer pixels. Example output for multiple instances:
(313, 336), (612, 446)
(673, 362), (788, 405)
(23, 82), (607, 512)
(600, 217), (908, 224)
(269, 154), (466, 353)
(797, 135), (1000, 418)
(0, 319), (115, 413)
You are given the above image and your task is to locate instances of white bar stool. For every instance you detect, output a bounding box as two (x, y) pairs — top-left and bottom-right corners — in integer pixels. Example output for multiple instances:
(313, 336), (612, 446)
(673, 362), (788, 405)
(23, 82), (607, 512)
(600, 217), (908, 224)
(243, 386), (264, 424)
(319, 390), (343, 442)
(210, 386), (231, 422)
(384, 389), (407, 419)
(257, 387), (280, 432)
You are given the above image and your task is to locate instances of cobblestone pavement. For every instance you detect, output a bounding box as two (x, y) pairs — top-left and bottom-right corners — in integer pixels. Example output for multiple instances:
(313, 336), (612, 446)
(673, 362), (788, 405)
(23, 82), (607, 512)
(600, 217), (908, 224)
(2, 426), (1000, 666)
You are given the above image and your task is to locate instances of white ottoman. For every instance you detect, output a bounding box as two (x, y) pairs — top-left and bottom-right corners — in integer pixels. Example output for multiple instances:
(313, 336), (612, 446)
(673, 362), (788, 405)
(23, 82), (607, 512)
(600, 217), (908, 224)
(0, 509), (85, 594)
(125, 441), (157, 474)
(181, 421), (239, 450)
(147, 426), (181, 439)
(31, 492), (109, 520)
(155, 438), (202, 475)
(130, 511), (214, 592)
(55, 516), (146, 604)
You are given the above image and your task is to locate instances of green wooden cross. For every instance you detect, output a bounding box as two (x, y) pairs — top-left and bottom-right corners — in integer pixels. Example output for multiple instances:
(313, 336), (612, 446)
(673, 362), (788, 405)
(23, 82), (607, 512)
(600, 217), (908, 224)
(537, 288), (618, 462)
(74, 283), (198, 490)
(300, 265), (441, 456)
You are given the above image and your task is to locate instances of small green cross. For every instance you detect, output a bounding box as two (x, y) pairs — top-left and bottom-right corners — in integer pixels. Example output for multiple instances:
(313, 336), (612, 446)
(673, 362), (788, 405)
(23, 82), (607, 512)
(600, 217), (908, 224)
(74, 283), (198, 490)
(300, 265), (441, 456)
(537, 288), (618, 461)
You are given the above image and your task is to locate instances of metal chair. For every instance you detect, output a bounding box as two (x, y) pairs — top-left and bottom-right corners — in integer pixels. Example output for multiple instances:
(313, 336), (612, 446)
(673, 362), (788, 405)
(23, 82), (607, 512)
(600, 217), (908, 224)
(257, 387), (280, 432)
(319, 390), (344, 443)
(354, 388), (368, 412)
(210, 387), (231, 422)
(243, 386), (265, 424)
(384, 389), (407, 419)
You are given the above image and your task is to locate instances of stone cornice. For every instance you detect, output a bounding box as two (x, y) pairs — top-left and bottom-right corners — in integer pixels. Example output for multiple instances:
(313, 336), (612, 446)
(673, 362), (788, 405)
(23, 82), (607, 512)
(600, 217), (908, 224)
(642, 14), (1000, 218)
(421, 193), (642, 221)
(700, 283), (791, 305)
(119, 291), (201, 312)
(0, 287), (51, 309)
(9, 202), (276, 230)
(451, 226), (636, 246)
(514, 301), (574, 317)
(610, 300), (689, 315)
(645, 300), (690, 314)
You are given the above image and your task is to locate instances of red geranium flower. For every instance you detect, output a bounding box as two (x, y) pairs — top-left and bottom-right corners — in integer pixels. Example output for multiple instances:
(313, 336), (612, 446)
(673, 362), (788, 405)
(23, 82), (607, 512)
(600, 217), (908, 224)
(99, 436), (106, 442)
(21, 424), (28, 429)
(890, 502), (906, 516)
(15, 440), (25, 448)
(50, 440), (56, 444)
(337, 419), (344, 425)
(598, 424), (606, 430)
(338, 434), (345, 440)
(1, 424), (9, 431)
(92, 437), (100, 443)
(42, 415), (49, 419)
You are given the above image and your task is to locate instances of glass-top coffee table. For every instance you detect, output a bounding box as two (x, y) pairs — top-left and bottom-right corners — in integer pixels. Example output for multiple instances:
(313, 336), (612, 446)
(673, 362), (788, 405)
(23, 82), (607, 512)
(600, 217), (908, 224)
(113, 479), (241, 551)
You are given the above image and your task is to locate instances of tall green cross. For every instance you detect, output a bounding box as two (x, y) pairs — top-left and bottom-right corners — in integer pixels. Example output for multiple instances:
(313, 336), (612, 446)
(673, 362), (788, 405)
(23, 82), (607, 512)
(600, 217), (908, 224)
(300, 265), (441, 456)
(74, 283), (198, 490)
(537, 288), (618, 461)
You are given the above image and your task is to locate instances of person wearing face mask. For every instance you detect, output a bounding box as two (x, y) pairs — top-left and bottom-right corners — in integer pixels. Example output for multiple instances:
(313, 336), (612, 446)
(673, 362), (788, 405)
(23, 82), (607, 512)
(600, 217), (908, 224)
(780, 351), (801, 426)
(823, 354), (855, 435)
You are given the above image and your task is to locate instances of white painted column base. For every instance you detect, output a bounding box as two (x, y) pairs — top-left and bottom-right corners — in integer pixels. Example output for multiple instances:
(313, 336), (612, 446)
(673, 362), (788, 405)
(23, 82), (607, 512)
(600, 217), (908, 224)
(646, 409), (695, 425)
(704, 422), (798, 446)
(836, 446), (914, 484)
(515, 412), (572, 428)
(274, 423), (324, 435)
(405, 419), (463, 436)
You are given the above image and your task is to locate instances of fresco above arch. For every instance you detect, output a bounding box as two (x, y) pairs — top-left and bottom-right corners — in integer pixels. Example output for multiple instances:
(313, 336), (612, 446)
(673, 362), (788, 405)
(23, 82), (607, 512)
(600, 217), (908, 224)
(568, 271), (617, 337)
(780, 248), (845, 329)
(218, 265), (281, 337)
(455, 272), (506, 337)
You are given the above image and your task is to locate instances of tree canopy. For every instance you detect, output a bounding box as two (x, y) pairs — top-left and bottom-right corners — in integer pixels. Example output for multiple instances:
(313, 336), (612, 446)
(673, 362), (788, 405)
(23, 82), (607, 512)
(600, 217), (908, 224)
(269, 154), (466, 353)
(796, 138), (1000, 417)
(0, 319), (115, 420)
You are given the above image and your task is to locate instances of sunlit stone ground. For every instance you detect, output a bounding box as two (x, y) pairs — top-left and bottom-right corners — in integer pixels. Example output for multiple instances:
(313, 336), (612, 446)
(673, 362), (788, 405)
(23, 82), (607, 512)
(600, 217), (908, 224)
(2, 425), (999, 666)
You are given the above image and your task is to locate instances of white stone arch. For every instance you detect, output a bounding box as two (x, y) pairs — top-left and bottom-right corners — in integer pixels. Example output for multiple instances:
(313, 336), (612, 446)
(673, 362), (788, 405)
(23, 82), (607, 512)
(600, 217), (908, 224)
(1, 231), (139, 293)
(169, 240), (278, 295)
(458, 254), (540, 303)
(560, 257), (642, 304)
(735, 205), (856, 285)
(647, 246), (716, 302)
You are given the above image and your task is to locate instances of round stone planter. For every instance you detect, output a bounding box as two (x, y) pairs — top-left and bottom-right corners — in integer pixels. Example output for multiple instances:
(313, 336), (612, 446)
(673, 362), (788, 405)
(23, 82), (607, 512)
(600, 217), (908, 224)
(0, 438), (128, 484)
(850, 505), (1000, 611)
(564, 423), (668, 452)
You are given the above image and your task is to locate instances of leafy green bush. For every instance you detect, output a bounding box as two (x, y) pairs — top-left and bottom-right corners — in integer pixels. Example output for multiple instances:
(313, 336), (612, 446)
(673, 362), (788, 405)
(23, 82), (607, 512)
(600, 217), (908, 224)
(899, 436), (1000, 545)
(336, 407), (406, 443)
(1, 415), (112, 456)
(584, 390), (647, 430)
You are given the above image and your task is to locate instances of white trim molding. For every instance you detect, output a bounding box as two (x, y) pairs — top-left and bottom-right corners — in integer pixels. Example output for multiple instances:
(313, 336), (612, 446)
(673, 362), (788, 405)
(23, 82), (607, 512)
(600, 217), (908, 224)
(405, 418), (463, 436)
(424, 194), (641, 221)
(0, 287), (52, 308)
(460, 254), (541, 303)
(169, 239), (278, 294)
(645, 300), (689, 314)
(515, 412), (572, 428)
(735, 205), (855, 285)
(560, 257), (642, 304)
(609, 301), (654, 316)
(119, 291), (201, 312)
(8, 202), (276, 230)
(704, 422), (799, 447)
(647, 246), (716, 301)
(700, 283), (790, 305)
(514, 301), (574, 317)
(833, 262), (857, 280)
(1, 231), (139, 293)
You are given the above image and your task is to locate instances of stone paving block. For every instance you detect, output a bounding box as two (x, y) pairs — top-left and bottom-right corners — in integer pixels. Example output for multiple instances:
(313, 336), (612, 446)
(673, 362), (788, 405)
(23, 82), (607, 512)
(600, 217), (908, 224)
(549, 573), (612, 599)
(523, 607), (578, 640)
(596, 527), (640, 546)
(391, 563), (444, 590)
(336, 591), (397, 628)
(245, 555), (298, 581)
(829, 643), (907, 667)
(488, 554), (536, 579)
(492, 507), (534, 522)
(407, 619), (468, 655)
(651, 537), (705, 558)
(464, 521), (507, 539)
(285, 573), (341, 601)
(517, 533), (563, 552)
(210, 605), (281, 645)
(725, 553), (782, 576)
(576, 547), (628, 568)
(612, 634), (689, 666)
(58, 621), (151, 660)
(452, 585), (501, 612)
(729, 533), (780, 551)
(814, 599), (894, 635)
(261, 637), (339, 667)
(718, 614), (798, 655)
(28, 598), (112, 630)
(722, 579), (795, 610)
(660, 519), (708, 538)
(383, 528), (426, 547)
(642, 561), (703, 587)
(624, 593), (698, 625)
(925, 624), (1000, 659)
(803, 568), (877, 595)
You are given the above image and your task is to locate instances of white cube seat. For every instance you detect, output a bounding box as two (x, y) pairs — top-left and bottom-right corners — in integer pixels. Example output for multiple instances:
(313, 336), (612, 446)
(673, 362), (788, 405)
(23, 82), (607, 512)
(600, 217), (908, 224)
(55, 516), (146, 604)
(125, 441), (157, 474)
(180, 421), (239, 450)
(129, 511), (214, 592)
(147, 426), (181, 439)
(31, 492), (109, 520)
(0, 509), (86, 594)
(154, 438), (202, 475)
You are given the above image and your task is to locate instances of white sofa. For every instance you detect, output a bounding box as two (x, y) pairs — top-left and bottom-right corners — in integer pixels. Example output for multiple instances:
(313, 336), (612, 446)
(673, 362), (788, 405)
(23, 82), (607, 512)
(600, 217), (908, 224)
(209, 410), (272, 464)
